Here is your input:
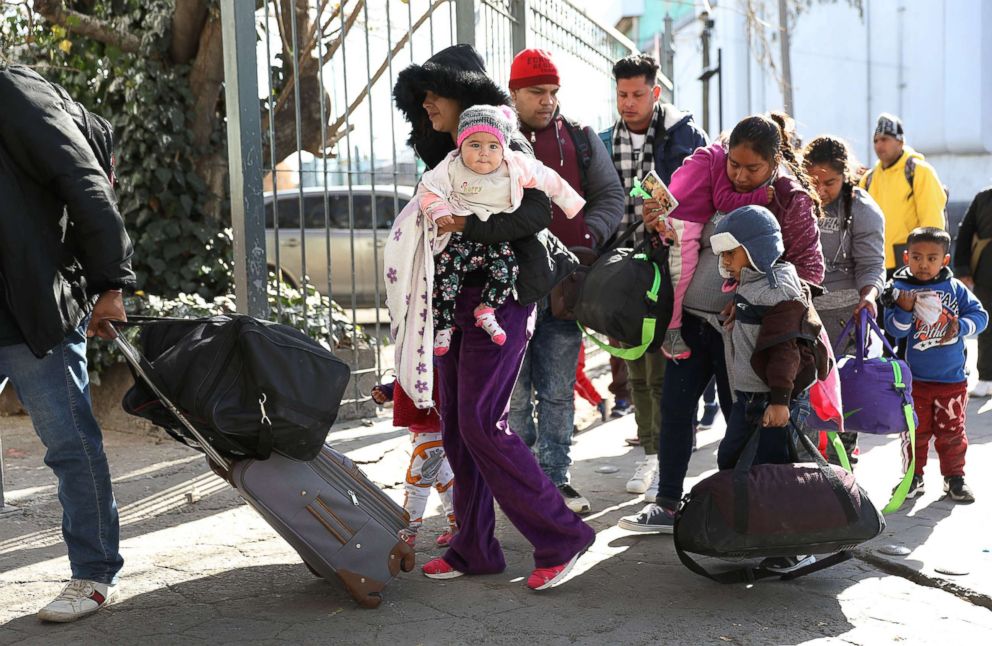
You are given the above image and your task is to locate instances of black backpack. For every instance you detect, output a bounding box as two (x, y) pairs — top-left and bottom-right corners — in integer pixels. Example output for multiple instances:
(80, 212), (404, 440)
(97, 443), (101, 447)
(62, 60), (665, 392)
(864, 156), (948, 228)
(49, 81), (116, 186)
(561, 117), (593, 189)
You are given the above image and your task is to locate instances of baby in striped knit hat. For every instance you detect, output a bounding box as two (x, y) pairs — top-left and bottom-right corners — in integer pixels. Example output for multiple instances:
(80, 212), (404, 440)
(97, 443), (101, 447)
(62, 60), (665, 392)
(419, 104), (585, 355)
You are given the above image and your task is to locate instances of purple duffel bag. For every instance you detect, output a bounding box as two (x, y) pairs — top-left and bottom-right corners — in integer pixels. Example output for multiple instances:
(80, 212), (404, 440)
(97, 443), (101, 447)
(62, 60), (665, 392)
(820, 309), (917, 435)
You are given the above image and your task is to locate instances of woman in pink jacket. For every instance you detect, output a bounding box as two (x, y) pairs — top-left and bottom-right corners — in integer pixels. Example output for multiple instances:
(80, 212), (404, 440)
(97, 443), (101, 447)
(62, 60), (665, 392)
(618, 112), (825, 534)
(656, 114), (823, 359)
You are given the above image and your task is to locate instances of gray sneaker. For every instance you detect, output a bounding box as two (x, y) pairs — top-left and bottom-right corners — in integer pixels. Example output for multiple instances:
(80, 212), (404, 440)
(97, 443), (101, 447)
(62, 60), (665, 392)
(617, 503), (675, 534)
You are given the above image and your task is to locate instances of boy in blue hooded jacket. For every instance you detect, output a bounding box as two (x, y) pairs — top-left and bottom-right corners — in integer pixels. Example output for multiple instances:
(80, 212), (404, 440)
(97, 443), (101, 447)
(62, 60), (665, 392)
(885, 227), (988, 503)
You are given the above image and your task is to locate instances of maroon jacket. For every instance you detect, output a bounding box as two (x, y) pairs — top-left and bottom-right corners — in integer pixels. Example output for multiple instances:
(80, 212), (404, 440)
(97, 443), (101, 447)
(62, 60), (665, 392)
(769, 175), (825, 285)
(519, 113), (624, 250)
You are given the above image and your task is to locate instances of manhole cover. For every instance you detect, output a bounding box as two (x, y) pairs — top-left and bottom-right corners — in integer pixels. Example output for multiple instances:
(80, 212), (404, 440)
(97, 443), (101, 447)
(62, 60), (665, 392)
(877, 544), (911, 556)
(934, 565), (970, 576)
(595, 465), (619, 474)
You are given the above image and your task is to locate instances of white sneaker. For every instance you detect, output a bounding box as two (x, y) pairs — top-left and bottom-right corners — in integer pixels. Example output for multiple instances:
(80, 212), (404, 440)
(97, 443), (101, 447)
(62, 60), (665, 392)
(558, 483), (591, 514)
(970, 380), (992, 397)
(626, 457), (657, 494)
(643, 469), (659, 502)
(38, 579), (118, 623)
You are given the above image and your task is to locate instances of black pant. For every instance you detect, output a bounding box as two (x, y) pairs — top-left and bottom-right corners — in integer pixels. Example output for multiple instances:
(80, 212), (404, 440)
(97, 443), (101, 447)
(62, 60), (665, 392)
(976, 285), (992, 380)
(656, 314), (733, 506)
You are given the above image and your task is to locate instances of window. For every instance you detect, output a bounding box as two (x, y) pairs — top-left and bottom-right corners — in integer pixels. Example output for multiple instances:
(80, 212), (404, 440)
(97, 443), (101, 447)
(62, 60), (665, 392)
(265, 198), (300, 229)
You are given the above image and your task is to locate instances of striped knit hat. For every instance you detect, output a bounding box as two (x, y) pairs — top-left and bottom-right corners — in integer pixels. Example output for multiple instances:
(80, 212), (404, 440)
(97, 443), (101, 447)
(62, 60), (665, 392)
(457, 104), (517, 149)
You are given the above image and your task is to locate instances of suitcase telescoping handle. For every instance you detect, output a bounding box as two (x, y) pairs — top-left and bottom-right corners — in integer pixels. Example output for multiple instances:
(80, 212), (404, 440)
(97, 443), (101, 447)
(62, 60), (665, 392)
(109, 321), (232, 471)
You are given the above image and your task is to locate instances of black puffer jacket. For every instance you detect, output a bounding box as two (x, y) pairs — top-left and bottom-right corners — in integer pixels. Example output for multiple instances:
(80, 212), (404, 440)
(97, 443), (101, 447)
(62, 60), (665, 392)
(392, 44), (576, 305)
(0, 63), (134, 357)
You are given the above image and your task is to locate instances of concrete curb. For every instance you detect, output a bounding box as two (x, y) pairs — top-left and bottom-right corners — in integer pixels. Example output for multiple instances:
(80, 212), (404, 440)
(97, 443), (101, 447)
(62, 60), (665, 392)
(853, 547), (992, 611)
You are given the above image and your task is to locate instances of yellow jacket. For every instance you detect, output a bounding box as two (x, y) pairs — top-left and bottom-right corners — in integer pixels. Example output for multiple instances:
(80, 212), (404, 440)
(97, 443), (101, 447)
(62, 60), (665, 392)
(860, 148), (947, 269)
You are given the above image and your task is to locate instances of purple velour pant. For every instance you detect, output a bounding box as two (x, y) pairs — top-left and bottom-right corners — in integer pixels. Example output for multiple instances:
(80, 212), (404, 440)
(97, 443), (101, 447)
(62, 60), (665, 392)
(437, 286), (595, 573)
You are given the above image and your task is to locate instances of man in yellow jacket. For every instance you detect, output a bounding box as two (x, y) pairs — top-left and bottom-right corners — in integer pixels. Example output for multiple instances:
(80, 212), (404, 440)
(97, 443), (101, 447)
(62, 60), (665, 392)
(861, 113), (947, 271)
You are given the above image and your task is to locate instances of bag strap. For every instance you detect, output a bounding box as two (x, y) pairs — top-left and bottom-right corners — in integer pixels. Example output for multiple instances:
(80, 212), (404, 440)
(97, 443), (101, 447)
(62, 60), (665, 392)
(826, 431), (853, 472)
(881, 361), (918, 514)
(673, 514), (854, 584)
(606, 219), (650, 253)
(577, 252), (661, 361)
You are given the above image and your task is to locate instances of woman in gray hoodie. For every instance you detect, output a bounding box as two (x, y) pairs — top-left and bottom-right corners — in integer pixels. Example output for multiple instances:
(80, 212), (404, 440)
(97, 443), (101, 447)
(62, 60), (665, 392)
(802, 136), (886, 464)
(802, 136), (886, 343)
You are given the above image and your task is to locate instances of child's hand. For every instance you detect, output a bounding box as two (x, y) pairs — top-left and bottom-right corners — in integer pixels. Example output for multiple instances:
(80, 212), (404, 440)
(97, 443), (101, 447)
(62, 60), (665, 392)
(895, 289), (916, 312)
(765, 186), (775, 204)
(762, 404), (790, 428)
(940, 316), (960, 344)
(435, 215), (454, 227)
(371, 387), (388, 405)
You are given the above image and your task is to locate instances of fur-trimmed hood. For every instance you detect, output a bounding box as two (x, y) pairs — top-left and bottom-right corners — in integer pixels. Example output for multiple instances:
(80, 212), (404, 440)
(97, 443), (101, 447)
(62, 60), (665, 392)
(393, 44), (510, 169)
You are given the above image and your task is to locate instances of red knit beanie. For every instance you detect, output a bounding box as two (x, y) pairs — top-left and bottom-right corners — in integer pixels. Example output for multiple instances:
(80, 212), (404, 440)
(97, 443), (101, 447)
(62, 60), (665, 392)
(509, 49), (560, 90)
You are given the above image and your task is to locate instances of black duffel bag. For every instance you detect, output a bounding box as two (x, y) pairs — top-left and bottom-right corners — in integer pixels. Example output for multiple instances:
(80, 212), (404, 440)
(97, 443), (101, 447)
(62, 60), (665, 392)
(573, 221), (673, 360)
(121, 315), (350, 461)
(674, 422), (885, 583)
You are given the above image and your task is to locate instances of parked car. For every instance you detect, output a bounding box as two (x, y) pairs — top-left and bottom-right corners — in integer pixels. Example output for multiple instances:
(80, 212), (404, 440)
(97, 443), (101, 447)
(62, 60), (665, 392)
(265, 185), (414, 307)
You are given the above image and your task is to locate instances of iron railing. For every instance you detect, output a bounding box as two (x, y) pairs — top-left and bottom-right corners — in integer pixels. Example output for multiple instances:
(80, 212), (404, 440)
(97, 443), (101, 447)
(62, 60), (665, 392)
(221, 0), (636, 415)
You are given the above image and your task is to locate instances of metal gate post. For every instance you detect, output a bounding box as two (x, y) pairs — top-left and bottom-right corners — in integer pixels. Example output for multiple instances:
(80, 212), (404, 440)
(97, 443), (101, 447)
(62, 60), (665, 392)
(511, 0), (529, 55)
(455, 0), (475, 46)
(220, 0), (268, 319)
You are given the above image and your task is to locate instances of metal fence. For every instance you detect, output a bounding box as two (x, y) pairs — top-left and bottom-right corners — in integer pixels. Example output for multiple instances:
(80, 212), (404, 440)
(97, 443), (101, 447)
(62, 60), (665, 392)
(220, 0), (636, 415)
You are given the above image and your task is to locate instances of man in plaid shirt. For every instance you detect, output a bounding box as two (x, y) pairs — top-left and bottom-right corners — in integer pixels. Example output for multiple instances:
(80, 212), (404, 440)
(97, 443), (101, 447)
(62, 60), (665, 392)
(598, 54), (707, 500)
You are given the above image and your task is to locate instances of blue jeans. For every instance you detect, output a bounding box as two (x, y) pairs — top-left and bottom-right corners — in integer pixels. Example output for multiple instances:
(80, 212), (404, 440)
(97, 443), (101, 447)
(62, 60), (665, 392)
(717, 390), (812, 470)
(657, 314), (733, 507)
(0, 322), (123, 584)
(509, 301), (582, 486)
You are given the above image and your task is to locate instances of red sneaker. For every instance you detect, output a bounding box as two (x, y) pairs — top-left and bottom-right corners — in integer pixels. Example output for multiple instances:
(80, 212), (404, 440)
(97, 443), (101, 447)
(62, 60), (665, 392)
(422, 557), (463, 579)
(435, 527), (456, 547)
(527, 549), (584, 591)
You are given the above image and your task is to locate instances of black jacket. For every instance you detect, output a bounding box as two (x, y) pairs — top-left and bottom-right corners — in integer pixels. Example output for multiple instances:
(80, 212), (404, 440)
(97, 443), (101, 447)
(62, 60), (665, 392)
(954, 186), (992, 286)
(0, 64), (134, 356)
(392, 44), (575, 305)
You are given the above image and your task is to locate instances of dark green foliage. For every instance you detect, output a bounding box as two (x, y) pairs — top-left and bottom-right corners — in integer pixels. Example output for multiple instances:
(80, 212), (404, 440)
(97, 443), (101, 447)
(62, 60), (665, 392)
(7, 0), (233, 298)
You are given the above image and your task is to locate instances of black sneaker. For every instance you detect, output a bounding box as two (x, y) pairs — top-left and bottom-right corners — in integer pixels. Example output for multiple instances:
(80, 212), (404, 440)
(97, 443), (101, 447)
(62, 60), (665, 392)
(697, 402), (719, 429)
(944, 476), (975, 503)
(759, 555), (816, 574)
(611, 398), (634, 418)
(557, 483), (591, 514)
(906, 474), (925, 498)
(617, 503), (675, 534)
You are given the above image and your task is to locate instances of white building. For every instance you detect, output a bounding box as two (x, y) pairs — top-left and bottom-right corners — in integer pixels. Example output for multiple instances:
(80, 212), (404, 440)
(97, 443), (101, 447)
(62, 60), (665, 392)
(610, 0), (992, 213)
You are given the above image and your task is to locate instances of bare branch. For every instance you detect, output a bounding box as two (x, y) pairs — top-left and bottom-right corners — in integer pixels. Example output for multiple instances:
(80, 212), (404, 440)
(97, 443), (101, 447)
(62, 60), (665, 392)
(266, 0), (355, 131)
(33, 0), (142, 53)
(320, 0), (364, 66)
(326, 0), (447, 137)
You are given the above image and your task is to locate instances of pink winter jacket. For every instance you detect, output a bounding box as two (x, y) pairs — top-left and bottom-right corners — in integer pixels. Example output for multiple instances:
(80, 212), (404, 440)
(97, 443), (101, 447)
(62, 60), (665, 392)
(667, 143), (769, 224)
(666, 142), (824, 284)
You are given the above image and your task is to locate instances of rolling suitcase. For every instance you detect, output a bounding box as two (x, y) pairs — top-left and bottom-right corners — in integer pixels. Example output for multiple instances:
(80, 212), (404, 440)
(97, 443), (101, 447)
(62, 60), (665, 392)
(113, 326), (416, 608)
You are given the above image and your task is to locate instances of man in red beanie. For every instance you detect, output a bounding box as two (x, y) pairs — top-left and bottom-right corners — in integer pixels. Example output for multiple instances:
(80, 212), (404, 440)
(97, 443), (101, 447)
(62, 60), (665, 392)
(506, 48), (624, 515)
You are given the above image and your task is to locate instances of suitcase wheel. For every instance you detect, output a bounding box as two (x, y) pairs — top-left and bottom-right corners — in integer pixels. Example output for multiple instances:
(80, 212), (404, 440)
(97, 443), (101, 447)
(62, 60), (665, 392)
(355, 592), (383, 609)
(389, 541), (416, 574)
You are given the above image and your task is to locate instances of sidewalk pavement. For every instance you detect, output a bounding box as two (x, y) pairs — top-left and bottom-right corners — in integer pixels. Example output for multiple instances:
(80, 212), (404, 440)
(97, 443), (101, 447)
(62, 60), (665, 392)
(1, 351), (992, 644)
(851, 399), (992, 608)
